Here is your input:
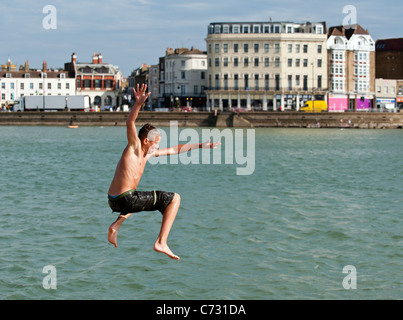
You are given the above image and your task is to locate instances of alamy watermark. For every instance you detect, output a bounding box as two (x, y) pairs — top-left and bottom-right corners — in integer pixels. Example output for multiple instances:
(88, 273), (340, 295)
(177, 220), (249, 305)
(342, 5), (357, 29)
(148, 121), (256, 176)
(342, 265), (357, 290)
(42, 265), (57, 290)
(42, 5), (57, 30)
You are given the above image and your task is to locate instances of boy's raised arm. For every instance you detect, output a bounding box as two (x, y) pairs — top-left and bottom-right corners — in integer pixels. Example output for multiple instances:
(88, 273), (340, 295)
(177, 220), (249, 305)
(126, 84), (150, 146)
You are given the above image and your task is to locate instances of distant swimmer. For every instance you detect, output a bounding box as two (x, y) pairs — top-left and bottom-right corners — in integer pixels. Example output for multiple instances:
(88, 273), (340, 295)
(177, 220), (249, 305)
(107, 84), (220, 260)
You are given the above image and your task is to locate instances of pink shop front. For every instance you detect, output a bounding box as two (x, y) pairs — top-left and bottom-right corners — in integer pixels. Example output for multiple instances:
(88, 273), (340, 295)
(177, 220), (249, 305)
(328, 94), (374, 112)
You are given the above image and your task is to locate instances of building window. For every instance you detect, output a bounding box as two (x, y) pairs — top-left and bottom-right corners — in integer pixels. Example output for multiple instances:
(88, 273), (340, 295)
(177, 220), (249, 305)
(303, 75), (308, 91)
(265, 74), (270, 90)
(244, 74), (249, 90)
(288, 44), (292, 53)
(317, 75), (322, 89)
(296, 44), (300, 53)
(234, 74), (239, 90)
(233, 25), (240, 33)
(254, 43), (259, 53)
(254, 58), (259, 67)
(296, 59), (300, 67)
(48, 83), (51, 89)
(264, 58), (269, 67)
(30, 83), (34, 90)
(215, 74), (219, 90)
(275, 43), (280, 53)
(215, 58), (219, 67)
(181, 71), (186, 79)
(243, 25), (249, 33)
(234, 58), (239, 67)
(58, 83), (61, 90)
(215, 44), (219, 53)
(224, 74), (228, 90)
(223, 57), (228, 67)
(288, 59), (292, 67)
(244, 58), (249, 67)
(317, 45), (322, 54)
(317, 59), (322, 68)
(255, 74), (259, 90)
(244, 43), (249, 53)
(66, 83), (70, 90)
(303, 59), (308, 67)
(296, 75), (300, 86)
(275, 58), (280, 67)
(288, 75), (292, 90)
(275, 75), (280, 90)
(223, 43), (228, 53)
(20, 83), (24, 90)
(234, 43), (238, 53)
(303, 44), (308, 53)
(264, 43), (269, 53)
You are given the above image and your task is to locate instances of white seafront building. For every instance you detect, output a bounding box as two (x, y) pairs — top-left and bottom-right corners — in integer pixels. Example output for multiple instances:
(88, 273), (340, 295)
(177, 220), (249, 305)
(205, 21), (329, 111)
(161, 47), (208, 109)
(0, 58), (75, 110)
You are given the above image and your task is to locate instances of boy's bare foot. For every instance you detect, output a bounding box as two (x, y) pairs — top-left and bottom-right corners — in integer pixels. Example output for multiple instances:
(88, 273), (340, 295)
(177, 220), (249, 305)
(154, 242), (180, 260)
(108, 225), (118, 248)
(108, 214), (131, 248)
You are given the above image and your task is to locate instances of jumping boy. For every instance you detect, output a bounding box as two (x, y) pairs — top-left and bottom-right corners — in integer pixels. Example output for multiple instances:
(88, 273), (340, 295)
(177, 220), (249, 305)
(107, 84), (220, 260)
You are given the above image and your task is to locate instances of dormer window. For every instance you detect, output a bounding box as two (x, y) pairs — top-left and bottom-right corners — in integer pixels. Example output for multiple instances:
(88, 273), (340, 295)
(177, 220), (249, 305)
(25, 74), (30, 78)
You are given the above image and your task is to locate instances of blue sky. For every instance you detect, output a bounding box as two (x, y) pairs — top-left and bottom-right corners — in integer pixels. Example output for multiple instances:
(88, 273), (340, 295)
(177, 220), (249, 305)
(0, 0), (401, 76)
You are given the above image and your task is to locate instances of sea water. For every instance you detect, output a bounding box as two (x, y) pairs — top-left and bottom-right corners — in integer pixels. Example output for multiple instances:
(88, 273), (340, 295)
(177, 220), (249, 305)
(0, 126), (402, 300)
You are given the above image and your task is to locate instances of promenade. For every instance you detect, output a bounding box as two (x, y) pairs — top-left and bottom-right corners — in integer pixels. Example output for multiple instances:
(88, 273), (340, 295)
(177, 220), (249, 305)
(1, 111), (402, 129)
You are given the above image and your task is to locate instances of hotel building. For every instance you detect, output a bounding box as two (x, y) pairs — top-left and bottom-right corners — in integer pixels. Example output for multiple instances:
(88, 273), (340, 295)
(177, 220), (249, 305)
(327, 25), (376, 111)
(205, 21), (328, 111)
(64, 52), (123, 110)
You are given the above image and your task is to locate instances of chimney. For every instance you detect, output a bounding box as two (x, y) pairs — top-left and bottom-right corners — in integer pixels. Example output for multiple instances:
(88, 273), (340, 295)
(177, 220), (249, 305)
(24, 60), (29, 72)
(72, 52), (77, 64)
(43, 61), (47, 72)
(98, 52), (102, 64)
(92, 53), (99, 64)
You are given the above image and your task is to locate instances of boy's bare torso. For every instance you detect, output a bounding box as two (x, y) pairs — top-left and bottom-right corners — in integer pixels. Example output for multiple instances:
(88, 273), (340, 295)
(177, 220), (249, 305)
(108, 144), (148, 196)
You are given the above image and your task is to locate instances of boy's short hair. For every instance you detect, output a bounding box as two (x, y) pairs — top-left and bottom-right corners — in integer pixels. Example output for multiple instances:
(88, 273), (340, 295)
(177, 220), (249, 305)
(138, 123), (161, 141)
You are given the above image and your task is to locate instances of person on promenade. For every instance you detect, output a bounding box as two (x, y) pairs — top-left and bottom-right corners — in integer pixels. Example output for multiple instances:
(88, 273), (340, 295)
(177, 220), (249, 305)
(107, 84), (220, 260)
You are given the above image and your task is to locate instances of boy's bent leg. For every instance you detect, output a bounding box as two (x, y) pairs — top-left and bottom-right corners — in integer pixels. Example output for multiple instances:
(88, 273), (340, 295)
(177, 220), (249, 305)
(108, 213), (132, 248)
(154, 193), (181, 260)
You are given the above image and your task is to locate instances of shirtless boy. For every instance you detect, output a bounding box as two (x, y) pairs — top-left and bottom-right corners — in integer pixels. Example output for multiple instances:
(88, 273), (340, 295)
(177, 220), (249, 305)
(107, 84), (220, 260)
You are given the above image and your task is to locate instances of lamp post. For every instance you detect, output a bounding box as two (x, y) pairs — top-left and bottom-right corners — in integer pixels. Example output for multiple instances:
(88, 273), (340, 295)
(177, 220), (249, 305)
(311, 62), (315, 113)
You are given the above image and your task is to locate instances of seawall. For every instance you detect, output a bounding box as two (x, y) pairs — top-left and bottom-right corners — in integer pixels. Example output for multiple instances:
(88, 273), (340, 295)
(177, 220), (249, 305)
(1, 111), (402, 129)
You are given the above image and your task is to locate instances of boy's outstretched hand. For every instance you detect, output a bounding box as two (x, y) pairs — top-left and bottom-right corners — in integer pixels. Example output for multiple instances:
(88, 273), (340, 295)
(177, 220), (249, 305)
(133, 83), (151, 107)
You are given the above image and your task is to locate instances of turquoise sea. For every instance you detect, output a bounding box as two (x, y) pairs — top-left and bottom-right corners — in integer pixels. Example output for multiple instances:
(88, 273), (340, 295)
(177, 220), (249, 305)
(0, 125), (402, 300)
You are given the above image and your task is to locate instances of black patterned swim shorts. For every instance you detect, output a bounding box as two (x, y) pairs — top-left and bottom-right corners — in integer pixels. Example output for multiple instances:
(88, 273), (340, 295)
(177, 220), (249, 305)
(108, 189), (175, 215)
